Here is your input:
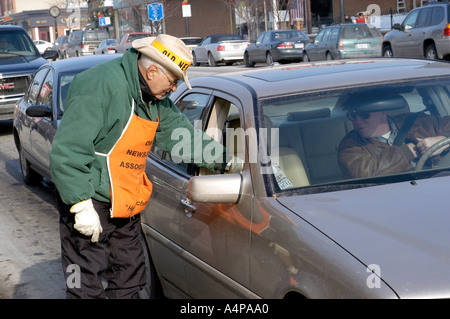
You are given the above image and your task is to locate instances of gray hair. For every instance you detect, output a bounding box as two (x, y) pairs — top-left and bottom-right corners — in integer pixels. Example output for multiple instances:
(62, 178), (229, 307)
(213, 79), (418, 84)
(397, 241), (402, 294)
(138, 54), (168, 73)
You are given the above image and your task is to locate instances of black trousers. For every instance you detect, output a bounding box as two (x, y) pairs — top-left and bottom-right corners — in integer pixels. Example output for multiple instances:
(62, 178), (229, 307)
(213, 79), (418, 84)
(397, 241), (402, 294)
(57, 194), (146, 299)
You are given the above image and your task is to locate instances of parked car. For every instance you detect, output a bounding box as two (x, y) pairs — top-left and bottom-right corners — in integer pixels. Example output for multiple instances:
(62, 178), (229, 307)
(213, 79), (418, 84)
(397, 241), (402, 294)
(115, 32), (153, 53)
(65, 29), (109, 58)
(382, 1), (450, 60)
(93, 39), (119, 55)
(303, 24), (382, 61)
(52, 36), (68, 59)
(244, 29), (310, 67)
(0, 25), (57, 121)
(192, 33), (251, 66)
(138, 57), (450, 299)
(179, 36), (203, 51)
(13, 54), (121, 185)
(33, 40), (53, 54)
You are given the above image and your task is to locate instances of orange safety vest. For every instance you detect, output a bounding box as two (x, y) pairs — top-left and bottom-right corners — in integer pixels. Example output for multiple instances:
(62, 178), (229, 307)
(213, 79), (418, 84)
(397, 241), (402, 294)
(97, 100), (158, 218)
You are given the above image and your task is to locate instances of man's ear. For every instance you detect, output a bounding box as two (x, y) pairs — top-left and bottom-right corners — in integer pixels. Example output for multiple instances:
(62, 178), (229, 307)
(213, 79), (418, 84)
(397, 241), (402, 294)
(146, 65), (158, 80)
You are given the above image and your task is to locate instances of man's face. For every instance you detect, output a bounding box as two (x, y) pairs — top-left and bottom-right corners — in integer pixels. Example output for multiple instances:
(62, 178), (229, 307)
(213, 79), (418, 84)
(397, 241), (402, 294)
(349, 111), (388, 138)
(146, 66), (178, 100)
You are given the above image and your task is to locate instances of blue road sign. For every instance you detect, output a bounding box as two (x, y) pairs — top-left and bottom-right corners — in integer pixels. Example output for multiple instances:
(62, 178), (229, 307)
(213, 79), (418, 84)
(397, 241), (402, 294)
(148, 3), (164, 21)
(99, 17), (106, 26)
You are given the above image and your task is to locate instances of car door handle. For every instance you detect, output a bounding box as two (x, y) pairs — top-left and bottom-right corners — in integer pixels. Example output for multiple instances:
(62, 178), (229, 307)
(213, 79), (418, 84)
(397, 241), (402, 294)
(181, 198), (196, 215)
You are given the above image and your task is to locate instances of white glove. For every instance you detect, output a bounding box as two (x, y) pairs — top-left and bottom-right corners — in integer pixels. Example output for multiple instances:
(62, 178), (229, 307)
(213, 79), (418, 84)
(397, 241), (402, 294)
(70, 198), (103, 243)
(224, 155), (244, 173)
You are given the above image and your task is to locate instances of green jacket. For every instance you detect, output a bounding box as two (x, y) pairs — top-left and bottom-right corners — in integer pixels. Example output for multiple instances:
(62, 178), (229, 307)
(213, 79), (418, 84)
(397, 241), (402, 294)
(50, 49), (225, 205)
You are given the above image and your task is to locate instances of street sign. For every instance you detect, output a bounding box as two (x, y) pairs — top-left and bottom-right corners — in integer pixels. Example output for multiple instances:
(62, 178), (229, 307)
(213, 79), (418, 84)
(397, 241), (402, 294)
(148, 3), (164, 21)
(98, 16), (111, 26)
(182, 4), (191, 18)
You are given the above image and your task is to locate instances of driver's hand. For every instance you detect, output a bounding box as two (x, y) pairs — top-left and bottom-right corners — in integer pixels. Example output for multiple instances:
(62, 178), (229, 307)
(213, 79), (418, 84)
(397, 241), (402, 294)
(416, 136), (449, 156)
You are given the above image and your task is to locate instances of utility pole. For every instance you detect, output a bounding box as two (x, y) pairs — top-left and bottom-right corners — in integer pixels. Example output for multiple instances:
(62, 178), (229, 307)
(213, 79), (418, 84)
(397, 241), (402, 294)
(340, 0), (345, 23)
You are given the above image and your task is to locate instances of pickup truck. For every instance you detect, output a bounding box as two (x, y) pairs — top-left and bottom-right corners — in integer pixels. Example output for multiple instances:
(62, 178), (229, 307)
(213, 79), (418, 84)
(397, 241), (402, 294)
(0, 25), (57, 121)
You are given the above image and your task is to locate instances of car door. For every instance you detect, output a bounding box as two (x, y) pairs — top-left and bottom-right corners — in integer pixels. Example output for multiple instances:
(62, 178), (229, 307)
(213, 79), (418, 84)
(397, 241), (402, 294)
(410, 7), (431, 57)
(19, 67), (49, 165)
(395, 9), (420, 56)
(307, 29), (326, 61)
(252, 32), (268, 63)
(194, 36), (211, 63)
(179, 92), (253, 298)
(143, 90), (213, 297)
(29, 67), (56, 179)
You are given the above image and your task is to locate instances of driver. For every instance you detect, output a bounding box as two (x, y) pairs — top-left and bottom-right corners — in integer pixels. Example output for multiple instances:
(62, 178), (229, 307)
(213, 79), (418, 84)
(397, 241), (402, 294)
(338, 94), (450, 178)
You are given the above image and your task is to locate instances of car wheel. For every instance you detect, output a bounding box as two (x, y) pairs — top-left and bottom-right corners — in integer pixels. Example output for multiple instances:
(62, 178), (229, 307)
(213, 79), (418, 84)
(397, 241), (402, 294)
(425, 43), (438, 60)
(208, 53), (217, 67)
(326, 52), (333, 60)
(64, 51), (68, 59)
(382, 45), (393, 57)
(192, 53), (200, 66)
(303, 52), (310, 62)
(266, 52), (274, 66)
(244, 52), (255, 67)
(19, 145), (42, 185)
(138, 234), (163, 299)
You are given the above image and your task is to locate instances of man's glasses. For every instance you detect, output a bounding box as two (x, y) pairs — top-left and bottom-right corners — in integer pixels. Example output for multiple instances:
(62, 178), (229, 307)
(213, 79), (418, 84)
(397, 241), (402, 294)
(158, 68), (178, 87)
(347, 109), (372, 121)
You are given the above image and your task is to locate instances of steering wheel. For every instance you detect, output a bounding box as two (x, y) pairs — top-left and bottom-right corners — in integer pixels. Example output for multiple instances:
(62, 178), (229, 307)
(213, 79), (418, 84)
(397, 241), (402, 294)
(415, 137), (450, 171)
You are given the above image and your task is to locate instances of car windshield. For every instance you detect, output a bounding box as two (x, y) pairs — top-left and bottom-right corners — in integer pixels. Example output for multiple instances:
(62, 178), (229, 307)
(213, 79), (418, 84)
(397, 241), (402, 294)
(0, 29), (40, 57)
(341, 25), (381, 39)
(275, 31), (309, 41)
(84, 31), (109, 41)
(259, 77), (450, 196)
(213, 35), (243, 42)
(126, 34), (151, 42)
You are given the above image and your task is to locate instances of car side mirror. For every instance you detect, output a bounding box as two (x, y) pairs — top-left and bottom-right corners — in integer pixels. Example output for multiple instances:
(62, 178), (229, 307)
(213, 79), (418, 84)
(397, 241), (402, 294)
(392, 23), (402, 30)
(42, 49), (58, 60)
(188, 173), (242, 204)
(26, 105), (52, 118)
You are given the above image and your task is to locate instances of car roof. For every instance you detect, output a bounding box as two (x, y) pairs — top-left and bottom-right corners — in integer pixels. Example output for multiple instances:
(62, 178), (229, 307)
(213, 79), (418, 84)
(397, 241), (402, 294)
(189, 58), (450, 99)
(45, 54), (122, 74)
(0, 25), (26, 31)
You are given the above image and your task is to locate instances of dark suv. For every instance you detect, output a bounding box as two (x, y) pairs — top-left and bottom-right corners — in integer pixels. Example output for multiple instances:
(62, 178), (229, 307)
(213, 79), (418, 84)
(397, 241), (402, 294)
(382, 2), (450, 60)
(0, 25), (57, 121)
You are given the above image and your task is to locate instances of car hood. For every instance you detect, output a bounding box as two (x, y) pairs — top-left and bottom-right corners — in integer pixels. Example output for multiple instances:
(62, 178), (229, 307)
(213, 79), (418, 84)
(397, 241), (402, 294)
(0, 55), (47, 74)
(276, 175), (450, 298)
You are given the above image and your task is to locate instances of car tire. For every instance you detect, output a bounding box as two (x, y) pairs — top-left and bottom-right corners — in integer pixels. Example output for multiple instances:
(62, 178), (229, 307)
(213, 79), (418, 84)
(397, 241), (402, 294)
(244, 52), (255, 67)
(208, 53), (217, 67)
(138, 234), (163, 299)
(192, 53), (200, 66)
(383, 45), (393, 57)
(266, 52), (274, 66)
(326, 52), (333, 60)
(19, 145), (42, 185)
(425, 43), (438, 60)
(303, 52), (310, 62)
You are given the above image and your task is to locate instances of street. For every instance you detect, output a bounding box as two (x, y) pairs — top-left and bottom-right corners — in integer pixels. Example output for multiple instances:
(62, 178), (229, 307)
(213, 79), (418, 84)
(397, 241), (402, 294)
(0, 62), (248, 299)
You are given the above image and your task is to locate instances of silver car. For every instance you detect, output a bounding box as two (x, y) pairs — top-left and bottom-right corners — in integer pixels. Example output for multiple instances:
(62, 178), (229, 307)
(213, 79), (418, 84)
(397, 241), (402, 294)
(192, 33), (251, 66)
(141, 58), (450, 299)
(382, 2), (450, 59)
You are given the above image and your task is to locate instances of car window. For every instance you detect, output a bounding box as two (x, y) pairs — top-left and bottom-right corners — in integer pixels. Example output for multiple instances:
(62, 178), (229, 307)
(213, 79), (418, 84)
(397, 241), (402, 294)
(321, 28), (331, 41)
(37, 69), (54, 108)
(260, 77), (450, 195)
(0, 29), (40, 57)
(255, 32), (265, 44)
(402, 9), (419, 30)
(158, 93), (211, 173)
(26, 68), (49, 105)
(328, 28), (339, 41)
(201, 37), (211, 45)
(417, 7), (431, 28)
(58, 70), (85, 115)
(314, 29), (325, 42)
(431, 7), (445, 26)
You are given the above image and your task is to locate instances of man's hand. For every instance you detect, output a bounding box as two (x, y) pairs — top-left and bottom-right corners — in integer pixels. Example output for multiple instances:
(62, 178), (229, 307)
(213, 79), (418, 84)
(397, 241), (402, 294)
(70, 199), (103, 242)
(417, 136), (449, 157)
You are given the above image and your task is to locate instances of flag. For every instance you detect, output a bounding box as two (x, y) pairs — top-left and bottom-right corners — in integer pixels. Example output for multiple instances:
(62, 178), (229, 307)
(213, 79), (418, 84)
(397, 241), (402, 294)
(290, 0), (305, 26)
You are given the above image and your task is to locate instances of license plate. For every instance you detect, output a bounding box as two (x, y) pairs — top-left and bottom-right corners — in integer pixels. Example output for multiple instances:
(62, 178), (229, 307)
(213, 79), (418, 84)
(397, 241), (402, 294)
(356, 43), (369, 49)
(295, 43), (304, 49)
(233, 45), (241, 50)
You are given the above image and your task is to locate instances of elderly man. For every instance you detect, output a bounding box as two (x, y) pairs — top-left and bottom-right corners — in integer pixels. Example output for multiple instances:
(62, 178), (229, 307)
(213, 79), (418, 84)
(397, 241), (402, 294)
(50, 34), (233, 298)
(338, 94), (450, 179)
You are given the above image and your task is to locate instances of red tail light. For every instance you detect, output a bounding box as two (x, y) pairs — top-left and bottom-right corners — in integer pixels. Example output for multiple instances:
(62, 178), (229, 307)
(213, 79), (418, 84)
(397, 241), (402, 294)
(444, 23), (450, 36)
(217, 45), (225, 51)
(81, 44), (84, 49)
(339, 39), (344, 50)
(277, 42), (293, 49)
(107, 48), (114, 50)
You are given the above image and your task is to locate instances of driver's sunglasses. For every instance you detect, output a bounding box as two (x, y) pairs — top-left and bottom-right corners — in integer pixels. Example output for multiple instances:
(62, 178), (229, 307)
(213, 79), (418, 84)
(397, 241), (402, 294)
(347, 109), (372, 121)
